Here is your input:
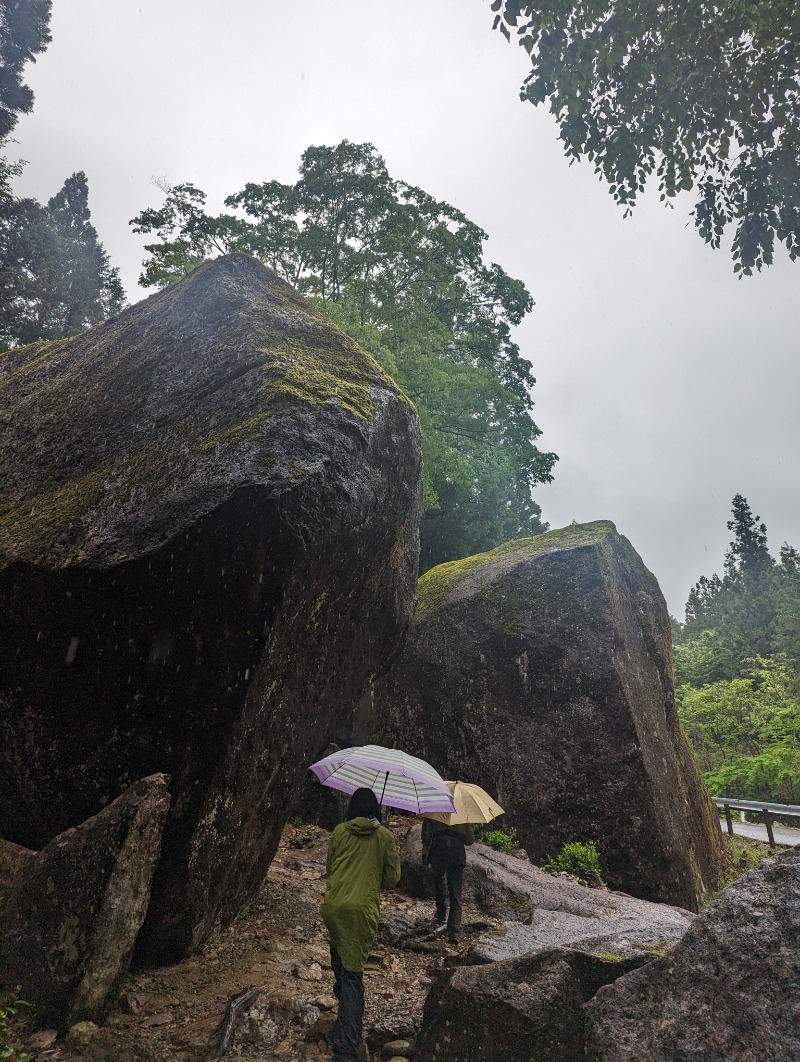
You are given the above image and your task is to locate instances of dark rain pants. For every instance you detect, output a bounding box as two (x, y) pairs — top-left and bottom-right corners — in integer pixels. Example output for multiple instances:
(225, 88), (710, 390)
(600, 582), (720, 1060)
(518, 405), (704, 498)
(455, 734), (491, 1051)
(432, 862), (464, 932)
(330, 946), (364, 1062)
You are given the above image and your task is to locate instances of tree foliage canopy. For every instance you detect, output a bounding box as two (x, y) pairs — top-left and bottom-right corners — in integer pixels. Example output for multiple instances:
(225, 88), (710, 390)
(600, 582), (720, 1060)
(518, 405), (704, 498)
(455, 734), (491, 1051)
(492, 0), (800, 273)
(130, 141), (557, 569)
(679, 657), (800, 804)
(0, 171), (125, 351)
(674, 494), (800, 802)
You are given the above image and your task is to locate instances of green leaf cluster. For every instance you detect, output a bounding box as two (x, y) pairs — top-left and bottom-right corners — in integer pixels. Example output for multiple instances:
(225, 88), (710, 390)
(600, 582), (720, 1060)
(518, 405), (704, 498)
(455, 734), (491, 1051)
(0, 0), (52, 199)
(0, 1), (52, 141)
(675, 495), (800, 803)
(475, 825), (519, 852)
(129, 141), (557, 569)
(542, 839), (604, 883)
(491, 0), (800, 273)
(0, 1000), (32, 1062)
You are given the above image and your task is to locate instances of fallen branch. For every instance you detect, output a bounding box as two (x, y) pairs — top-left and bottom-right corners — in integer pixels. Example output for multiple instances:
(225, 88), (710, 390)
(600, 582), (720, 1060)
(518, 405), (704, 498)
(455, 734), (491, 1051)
(215, 985), (258, 1059)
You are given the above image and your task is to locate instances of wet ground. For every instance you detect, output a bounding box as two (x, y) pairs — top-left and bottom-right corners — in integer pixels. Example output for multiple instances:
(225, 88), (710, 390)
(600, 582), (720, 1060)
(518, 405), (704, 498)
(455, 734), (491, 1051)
(11, 822), (481, 1062)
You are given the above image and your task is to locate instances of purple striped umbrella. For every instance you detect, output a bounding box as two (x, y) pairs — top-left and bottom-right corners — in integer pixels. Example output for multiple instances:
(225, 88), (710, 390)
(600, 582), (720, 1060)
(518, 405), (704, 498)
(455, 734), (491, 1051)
(309, 744), (456, 814)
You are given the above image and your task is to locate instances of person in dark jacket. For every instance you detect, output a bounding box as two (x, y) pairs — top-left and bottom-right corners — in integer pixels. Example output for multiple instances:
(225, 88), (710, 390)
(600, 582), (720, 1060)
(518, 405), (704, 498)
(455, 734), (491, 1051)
(421, 818), (474, 943)
(322, 788), (401, 1062)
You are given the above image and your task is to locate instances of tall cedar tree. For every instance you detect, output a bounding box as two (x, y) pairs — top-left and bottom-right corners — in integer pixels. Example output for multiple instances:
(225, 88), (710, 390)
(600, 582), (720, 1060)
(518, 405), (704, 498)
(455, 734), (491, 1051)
(0, 171), (125, 350)
(676, 495), (799, 684)
(131, 141), (557, 570)
(675, 496), (800, 802)
(0, 0), (52, 194)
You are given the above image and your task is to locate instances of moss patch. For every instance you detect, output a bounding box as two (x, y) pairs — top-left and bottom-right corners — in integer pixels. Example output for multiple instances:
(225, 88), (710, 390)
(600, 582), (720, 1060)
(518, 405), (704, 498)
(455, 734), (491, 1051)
(0, 338), (68, 392)
(0, 464), (112, 559)
(199, 412), (273, 452)
(417, 521), (617, 615)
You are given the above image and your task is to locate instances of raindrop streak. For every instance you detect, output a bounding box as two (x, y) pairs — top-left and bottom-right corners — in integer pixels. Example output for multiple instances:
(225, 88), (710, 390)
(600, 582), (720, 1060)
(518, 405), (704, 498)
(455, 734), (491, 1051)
(65, 637), (79, 664)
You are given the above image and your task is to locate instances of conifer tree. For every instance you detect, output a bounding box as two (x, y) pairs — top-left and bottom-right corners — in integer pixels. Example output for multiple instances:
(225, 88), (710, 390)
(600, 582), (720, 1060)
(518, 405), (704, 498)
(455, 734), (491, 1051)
(0, 171), (124, 350)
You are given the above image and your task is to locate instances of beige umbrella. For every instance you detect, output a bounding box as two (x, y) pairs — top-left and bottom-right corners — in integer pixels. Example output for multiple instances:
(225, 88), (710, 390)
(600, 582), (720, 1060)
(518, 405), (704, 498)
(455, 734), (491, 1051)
(421, 781), (504, 826)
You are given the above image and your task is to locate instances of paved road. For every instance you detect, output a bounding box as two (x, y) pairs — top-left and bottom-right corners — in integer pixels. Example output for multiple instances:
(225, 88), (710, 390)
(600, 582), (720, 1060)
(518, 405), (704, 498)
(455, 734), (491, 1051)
(721, 819), (800, 847)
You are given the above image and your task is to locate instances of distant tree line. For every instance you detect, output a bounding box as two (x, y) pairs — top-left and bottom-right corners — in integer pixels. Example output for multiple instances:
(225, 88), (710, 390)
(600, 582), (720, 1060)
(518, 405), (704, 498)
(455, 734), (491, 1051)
(129, 141), (557, 571)
(673, 495), (800, 803)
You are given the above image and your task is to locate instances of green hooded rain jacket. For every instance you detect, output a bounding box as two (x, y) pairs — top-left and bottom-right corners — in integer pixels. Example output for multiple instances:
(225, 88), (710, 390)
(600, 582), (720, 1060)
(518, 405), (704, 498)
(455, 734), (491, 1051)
(321, 816), (401, 972)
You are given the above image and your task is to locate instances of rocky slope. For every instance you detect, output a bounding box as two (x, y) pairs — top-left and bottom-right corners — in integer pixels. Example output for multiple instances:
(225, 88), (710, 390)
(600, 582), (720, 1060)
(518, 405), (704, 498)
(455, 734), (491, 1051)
(4, 821), (705, 1062)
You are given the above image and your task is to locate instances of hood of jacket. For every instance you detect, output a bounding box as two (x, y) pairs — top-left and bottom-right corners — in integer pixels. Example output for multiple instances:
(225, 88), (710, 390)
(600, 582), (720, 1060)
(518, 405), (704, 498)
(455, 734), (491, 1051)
(344, 816), (381, 836)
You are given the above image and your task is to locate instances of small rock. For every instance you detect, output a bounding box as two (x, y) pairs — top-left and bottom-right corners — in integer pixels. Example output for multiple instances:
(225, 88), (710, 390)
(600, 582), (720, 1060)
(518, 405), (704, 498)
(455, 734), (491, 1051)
(28, 1030), (58, 1051)
(383, 1040), (413, 1059)
(143, 1010), (173, 1027)
(307, 1011), (336, 1041)
(64, 1021), (99, 1048)
(314, 995), (337, 1011)
(119, 991), (143, 1014)
(293, 960), (324, 980)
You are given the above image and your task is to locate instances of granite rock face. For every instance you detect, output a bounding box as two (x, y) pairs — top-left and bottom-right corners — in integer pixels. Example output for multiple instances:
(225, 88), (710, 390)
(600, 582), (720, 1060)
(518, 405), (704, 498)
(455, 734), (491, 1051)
(585, 846), (800, 1061)
(415, 950), (650, 1062)
(0, 775), (170, 1030)
(399, 829), (694, 959)
(0, 254), (422, 962)
(379, 522), (722, 911)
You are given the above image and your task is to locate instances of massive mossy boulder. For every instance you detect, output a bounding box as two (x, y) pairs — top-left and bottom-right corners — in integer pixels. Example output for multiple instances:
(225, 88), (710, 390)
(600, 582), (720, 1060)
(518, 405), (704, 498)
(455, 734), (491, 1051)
(0, 254), (421, 962)
(379, 522), (722, 911)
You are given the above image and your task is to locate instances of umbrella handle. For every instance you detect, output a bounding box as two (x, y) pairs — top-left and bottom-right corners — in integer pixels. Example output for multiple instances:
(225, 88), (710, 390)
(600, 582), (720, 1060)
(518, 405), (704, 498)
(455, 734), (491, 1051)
(379, 771), (389, 807)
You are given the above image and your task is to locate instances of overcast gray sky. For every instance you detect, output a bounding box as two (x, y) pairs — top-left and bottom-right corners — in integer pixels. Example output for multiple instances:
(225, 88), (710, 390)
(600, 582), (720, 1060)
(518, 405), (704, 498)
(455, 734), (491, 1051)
(10, 0), (799, 616)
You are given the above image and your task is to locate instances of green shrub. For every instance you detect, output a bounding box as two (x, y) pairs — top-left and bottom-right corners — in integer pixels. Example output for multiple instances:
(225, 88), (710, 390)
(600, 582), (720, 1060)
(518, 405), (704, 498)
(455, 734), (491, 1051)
(542, 840), (604, 884)
(717, 835), (775, 891)
(476, 825), (519, 852)
(0, 1001), (32, 1062)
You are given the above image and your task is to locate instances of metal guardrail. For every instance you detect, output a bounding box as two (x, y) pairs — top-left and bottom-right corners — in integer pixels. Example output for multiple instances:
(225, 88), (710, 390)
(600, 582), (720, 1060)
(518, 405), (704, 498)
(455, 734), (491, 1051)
(712, 797), (800, 849)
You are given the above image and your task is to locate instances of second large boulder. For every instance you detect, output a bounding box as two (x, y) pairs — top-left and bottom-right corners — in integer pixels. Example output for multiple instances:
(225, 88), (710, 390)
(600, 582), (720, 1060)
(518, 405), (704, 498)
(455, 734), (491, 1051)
(379, 522), (722, 910)
(585, 846), (800, 1061)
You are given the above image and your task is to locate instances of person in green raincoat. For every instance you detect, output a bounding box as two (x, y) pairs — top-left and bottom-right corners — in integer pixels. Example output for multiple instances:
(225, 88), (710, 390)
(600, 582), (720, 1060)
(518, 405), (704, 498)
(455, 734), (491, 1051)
(322, 787), (401, 1062)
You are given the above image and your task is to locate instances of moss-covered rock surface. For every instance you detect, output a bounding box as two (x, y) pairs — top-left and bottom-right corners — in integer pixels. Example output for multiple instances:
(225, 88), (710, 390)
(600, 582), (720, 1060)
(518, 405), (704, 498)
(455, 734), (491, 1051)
(378, 520), (723, 912)
(0, 254), (422, 963)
